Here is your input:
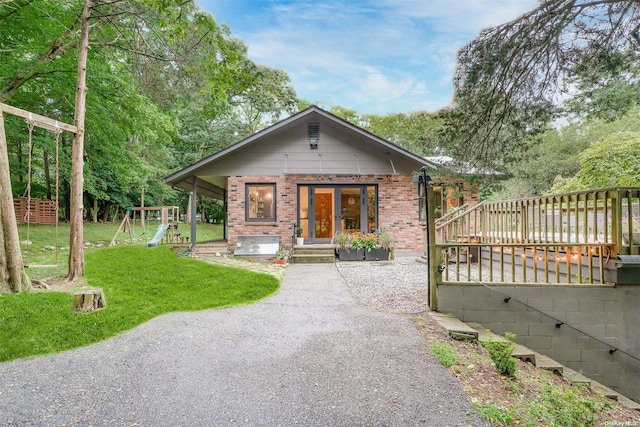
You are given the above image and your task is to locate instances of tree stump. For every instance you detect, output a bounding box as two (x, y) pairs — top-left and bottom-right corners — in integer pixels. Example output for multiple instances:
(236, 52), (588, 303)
(73, 288), (106, 312)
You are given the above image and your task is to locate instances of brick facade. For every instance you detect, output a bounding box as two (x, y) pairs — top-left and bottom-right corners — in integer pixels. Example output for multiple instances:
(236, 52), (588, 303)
(227, 174), (425, 253)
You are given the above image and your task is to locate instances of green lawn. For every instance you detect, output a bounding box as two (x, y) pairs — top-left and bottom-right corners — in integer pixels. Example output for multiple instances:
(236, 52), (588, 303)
(0, 245), (279, 362)
(18, 221), (222, 279)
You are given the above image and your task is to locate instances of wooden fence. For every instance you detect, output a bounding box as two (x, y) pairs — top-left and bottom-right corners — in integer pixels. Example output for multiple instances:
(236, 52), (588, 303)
(13, 197), (57, 225)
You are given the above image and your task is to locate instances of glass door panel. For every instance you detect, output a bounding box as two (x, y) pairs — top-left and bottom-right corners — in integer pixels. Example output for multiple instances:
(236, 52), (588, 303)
(367, 186), (376, 233)
(314, 188), (334, 239)
(340, 187), (361, 234)
(298, 186), (309, 238)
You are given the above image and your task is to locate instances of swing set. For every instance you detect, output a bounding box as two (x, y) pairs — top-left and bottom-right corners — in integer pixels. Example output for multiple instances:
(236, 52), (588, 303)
(0, 102), (77, 269)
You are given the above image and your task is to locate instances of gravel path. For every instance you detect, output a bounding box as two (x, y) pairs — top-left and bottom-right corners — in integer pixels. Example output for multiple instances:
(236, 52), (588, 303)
(336, 257), (429, 315)
(0, 260), (485, 427)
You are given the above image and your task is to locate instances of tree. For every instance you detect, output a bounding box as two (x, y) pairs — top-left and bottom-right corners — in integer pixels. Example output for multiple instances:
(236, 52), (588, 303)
(450, 0), (640, 170)
(0, 109), (30, 292)
(67, 0), (90, 281)
(576, 132), (640, 188)
(1, 1), (300, 286)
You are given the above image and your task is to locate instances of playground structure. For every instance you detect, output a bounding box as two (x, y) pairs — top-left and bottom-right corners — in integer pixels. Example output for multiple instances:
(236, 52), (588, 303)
(110, 205), (185, 247)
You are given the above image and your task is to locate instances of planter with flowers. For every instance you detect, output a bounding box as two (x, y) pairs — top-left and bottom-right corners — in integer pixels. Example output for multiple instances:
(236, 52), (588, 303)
(334, 229), (392, 261)
(357, 229), (392, 261)
(275, 247), (289, 265)
(333, 231), (364, 261)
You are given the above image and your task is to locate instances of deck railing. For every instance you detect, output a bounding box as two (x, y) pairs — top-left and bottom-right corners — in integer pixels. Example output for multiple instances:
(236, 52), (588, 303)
(433, 188), (640, 286)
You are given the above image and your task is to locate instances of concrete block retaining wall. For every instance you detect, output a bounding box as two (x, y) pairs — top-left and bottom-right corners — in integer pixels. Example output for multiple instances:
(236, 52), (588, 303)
(438, 283), (640, 403)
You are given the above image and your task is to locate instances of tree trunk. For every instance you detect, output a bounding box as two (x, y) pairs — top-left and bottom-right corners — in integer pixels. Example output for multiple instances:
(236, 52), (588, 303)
(92, 196), (98, 223)
(101, 201), (111, 222)
(67, 0), (91, 282)
(43, 149), (52, 200)
(17, 140), (23, 183)
(185, 195), (192, 225)
(140, 187), (145, 228)
(0, 109), (30, 292)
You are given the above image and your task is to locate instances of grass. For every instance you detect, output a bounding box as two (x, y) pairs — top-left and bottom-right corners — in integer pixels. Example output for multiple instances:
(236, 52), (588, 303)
(0, 245), (279, 362)
(429, 341), (460, 367)
(18, 221), (222, 279)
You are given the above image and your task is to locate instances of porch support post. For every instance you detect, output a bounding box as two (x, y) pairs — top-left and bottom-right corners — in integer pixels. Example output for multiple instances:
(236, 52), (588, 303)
(223, 189), (227, 241)
(190, 176), (197, 249)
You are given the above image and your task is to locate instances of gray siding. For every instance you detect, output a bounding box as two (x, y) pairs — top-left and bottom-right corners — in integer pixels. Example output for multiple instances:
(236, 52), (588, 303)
(194, 117), (417, 177)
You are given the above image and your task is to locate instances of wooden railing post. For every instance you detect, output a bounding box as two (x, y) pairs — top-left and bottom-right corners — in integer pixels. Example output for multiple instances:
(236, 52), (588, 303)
(611, 189), (622, 256)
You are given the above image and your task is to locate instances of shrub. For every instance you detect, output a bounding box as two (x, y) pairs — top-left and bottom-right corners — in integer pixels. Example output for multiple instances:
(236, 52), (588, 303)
(482, 332), (517, 377)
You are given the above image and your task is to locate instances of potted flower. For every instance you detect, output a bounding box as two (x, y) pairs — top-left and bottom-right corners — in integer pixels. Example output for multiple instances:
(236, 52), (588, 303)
(275, 247), (289, 265)
(296, 227), (304, 246)
(364, 229), (392, 261)
(333, 231), (364, 261)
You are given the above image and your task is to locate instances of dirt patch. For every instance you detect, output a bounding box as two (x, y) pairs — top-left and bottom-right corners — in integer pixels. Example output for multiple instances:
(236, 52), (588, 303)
(31, 275), (91, 293)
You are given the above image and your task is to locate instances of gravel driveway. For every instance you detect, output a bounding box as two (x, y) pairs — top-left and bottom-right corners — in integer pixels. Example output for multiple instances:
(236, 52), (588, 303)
(0, 260), (486, 426)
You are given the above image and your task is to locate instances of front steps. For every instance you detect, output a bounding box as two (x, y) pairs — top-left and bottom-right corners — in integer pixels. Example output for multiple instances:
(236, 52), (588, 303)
(291, 245), (336, 264)
(429, 312), (640, 411)
(191, 241), (229, 257)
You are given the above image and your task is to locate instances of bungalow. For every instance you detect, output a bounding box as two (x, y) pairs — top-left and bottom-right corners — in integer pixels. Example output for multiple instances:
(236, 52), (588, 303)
(164, 106), (480, 254)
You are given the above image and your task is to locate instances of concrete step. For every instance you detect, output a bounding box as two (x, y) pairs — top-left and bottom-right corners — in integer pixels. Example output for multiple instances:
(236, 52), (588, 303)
(533, 353), (563, 374)
(592, 382), (620, 400)
(291, 254), (335, 264)
(293, 248), (335, 256)
(617, 395), (640, 411)
(467, 322), (536, 364)
(193, 249), (229, 255)
(562, 368), (592, 388)
(429, 312), (478, 341)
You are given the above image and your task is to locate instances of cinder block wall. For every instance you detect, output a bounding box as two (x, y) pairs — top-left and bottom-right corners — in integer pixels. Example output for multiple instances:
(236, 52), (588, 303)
(438, 283), (640, 403)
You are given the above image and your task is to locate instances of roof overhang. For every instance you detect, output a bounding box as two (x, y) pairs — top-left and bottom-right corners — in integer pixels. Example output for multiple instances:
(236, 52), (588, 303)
(164, 106), (439, 190)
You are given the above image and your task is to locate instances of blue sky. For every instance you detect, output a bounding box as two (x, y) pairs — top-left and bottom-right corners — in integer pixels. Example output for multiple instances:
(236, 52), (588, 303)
(196, 0), (538, 115)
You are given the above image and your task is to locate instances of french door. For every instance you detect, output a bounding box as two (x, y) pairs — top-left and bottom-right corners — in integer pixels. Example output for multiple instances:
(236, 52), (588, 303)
(298, 185), (377, 243)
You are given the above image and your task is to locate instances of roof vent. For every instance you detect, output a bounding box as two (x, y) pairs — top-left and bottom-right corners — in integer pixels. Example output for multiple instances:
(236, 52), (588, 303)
(308, 122), (319, 149)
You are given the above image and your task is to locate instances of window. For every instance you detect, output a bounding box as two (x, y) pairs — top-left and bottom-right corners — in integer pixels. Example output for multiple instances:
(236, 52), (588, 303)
(246, 184), (276, 222)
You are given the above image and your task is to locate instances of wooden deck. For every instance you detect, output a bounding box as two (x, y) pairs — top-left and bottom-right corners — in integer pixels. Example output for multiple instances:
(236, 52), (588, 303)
(433, 187), (640, 285)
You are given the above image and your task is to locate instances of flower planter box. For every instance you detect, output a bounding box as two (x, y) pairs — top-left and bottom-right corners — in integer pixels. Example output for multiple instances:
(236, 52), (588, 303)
(337, 248), (365, 261)
(365, 248), (390, 261)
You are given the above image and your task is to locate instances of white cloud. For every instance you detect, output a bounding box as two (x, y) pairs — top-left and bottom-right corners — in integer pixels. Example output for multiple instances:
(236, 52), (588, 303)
(198, 0), (538, 114)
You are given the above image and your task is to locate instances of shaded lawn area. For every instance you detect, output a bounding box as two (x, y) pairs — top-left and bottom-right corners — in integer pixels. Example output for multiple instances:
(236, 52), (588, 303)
(0, 246), (279, 362)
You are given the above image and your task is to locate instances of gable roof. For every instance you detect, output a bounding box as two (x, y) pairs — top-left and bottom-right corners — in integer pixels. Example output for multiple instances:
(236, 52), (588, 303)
(164, 106), (437, 195)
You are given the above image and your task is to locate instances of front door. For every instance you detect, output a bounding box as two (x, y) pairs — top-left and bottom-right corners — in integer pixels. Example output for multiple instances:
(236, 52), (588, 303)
(299, 185), (378, 243)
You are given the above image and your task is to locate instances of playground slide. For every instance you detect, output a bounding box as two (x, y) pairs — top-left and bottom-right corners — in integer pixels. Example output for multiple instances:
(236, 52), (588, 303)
(147, 224), (170, 247)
